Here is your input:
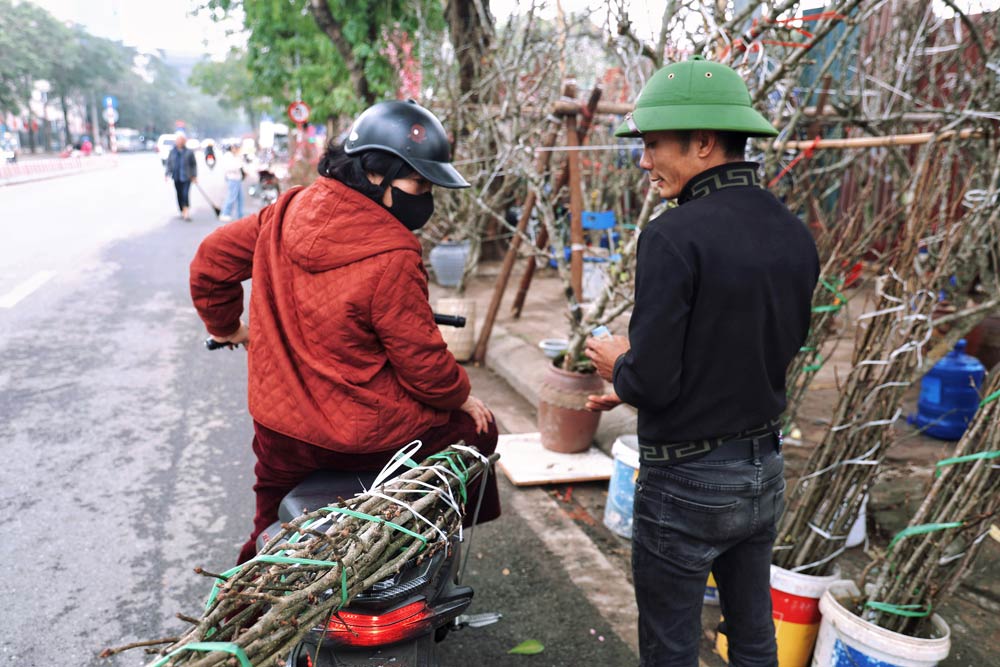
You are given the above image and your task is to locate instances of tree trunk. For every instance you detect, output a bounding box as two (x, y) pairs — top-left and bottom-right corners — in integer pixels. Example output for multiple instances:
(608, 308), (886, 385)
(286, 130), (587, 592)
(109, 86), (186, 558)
(307, 0), (374, 105)
(60, 93), (72, 146)
(446, 0), (494, 101)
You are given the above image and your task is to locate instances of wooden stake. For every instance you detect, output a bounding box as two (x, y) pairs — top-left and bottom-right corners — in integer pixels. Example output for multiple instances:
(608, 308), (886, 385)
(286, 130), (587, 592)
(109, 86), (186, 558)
(512, 86), (603, 318)
(566, 114), (585, 302)
(471, 86), (569, 364)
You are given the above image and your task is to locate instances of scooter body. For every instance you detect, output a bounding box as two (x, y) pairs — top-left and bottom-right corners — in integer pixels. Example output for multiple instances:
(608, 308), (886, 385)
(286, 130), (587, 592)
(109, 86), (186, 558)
(256, 469), (475, 667)
(248, 167), (280, 203)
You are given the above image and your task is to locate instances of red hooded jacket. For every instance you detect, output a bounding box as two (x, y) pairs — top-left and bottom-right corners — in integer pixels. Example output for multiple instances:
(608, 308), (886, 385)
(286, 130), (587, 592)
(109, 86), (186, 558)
(190, 177), (470, 453)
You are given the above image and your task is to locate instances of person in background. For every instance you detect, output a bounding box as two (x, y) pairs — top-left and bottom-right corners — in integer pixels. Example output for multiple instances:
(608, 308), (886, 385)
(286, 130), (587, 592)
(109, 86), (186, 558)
(585, 56), (819, 667)
(219, 143), (245, 222)
(190, 100), (500, 565)
(80, 137), (93, 156)
(203, 138), (216, 169)
(164, 133), (197, 221)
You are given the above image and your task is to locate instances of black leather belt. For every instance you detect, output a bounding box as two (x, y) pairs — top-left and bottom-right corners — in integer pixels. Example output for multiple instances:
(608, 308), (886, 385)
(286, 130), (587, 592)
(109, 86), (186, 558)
(639, 420), (781, 466)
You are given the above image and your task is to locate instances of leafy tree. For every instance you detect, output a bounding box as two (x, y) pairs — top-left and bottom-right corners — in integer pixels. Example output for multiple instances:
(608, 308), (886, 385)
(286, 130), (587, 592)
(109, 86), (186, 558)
(0, 0), (66, 149)
(190, 50), (268, 130)
(49, 27), (131, 145)
(202, 0), (445, 129)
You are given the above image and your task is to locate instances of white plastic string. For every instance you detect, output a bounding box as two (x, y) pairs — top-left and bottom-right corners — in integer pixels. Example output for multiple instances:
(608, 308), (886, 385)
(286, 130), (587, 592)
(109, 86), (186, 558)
(798, 442), (882, 482)
(791, 544), (847, 574)
(808, 522), (849, 541)
(367, 440), (424, 492)
(367, 491), (449, 544)
(937, 530), (989, 565)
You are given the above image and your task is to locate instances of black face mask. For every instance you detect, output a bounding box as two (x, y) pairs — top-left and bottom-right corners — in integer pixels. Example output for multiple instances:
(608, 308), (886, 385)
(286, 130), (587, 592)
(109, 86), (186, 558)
(385, 186), (434, 231)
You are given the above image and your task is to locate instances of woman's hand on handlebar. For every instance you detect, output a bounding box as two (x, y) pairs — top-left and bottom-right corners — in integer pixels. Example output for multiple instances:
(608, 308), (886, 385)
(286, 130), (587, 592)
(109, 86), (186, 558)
(211, 321), (250, 348)
(460, 394), (494, 434)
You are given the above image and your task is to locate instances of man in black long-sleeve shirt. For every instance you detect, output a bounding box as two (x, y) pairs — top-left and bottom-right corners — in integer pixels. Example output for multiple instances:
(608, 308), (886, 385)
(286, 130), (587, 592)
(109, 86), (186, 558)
(586, 57), (819, 667)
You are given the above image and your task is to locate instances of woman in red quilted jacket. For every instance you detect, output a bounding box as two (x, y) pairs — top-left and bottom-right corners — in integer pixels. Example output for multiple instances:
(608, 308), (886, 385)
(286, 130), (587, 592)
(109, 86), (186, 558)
(190, 101), (500, 564)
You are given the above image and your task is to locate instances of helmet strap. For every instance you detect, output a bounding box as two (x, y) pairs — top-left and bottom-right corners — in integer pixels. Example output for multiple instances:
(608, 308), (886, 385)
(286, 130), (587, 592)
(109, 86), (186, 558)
(378, 160), (405, 197)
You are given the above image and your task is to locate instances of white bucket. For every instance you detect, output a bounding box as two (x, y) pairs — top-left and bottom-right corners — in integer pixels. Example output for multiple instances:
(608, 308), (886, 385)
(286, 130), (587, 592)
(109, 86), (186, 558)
(582, 262), (608, 302)
(845, 495), (868, 549)
(812, 580), (950, 667)
(603, 435), (639, 538)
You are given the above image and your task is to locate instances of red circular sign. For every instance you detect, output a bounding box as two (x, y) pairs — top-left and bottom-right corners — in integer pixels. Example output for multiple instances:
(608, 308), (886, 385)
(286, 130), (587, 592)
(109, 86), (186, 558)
(287, 101), (311, 124)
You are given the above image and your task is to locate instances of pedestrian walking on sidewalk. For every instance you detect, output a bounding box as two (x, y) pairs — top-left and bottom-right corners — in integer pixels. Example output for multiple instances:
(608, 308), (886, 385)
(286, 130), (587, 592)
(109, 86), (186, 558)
(165, 133), (197, 221)
(584, 57), (819, 667)
(218, 143), (244, 221)
(190, 100), (500, 566)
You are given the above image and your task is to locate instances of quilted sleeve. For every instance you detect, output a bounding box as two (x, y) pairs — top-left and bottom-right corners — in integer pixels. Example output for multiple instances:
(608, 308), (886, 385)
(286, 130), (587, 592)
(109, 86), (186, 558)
(189, 212), (263, 337)
(371, 251), (470, 410)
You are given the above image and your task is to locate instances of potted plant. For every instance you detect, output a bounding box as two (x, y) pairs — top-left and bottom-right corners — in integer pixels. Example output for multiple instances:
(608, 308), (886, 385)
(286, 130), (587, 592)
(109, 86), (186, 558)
(524, 156), (663, 453)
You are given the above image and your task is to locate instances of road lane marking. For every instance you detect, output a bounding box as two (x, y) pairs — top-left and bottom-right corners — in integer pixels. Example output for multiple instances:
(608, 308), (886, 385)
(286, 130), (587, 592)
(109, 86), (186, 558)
(0, 271), (56, 308)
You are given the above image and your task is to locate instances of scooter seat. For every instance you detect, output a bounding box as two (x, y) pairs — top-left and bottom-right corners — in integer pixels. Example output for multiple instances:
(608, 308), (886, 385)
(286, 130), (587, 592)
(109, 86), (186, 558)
(277, 469), (380, 522)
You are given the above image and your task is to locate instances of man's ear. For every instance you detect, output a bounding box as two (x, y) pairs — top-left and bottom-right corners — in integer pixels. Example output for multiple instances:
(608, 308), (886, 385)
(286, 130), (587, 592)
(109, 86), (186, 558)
(694, 130), (717, 158)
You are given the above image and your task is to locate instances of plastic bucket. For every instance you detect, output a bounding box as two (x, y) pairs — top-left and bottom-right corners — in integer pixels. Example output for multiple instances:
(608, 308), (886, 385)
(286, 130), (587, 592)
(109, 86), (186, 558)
(772, 565), (841, 667)
(719, 565), (840, 665)
(704, 572), (720, 606)
(812, 580), (950, 667)
(602, 435), (639, 537)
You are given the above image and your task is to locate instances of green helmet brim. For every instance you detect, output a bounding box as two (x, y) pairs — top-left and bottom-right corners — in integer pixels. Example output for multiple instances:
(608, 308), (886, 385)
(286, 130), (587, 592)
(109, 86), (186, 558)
(614, 104), (779, 138)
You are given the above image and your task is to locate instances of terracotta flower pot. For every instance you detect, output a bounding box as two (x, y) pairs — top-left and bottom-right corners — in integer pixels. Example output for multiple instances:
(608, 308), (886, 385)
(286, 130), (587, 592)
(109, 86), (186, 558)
(538, 362), (604, 453)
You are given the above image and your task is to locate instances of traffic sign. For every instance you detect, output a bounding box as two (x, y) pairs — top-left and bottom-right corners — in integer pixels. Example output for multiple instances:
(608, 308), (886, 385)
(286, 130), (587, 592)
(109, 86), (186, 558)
(103, 95), (118, 109)
(102, 107), (119, 124)
(287, 101), (311, 124)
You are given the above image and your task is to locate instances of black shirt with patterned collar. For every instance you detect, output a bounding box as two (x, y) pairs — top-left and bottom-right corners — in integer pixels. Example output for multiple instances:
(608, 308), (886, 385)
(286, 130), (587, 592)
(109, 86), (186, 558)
(612, 161), (819, 460)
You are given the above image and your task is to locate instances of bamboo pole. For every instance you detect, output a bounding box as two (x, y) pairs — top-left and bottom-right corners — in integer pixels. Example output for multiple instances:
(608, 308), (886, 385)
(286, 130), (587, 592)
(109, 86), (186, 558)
(774, 128), (984, 151)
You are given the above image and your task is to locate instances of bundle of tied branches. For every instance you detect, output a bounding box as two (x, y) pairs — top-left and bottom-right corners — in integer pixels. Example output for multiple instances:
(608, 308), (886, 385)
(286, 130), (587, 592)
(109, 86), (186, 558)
(117, 444), (495, 667)
(860, 370), (1000, 636)
(774, 140), (1000, 575)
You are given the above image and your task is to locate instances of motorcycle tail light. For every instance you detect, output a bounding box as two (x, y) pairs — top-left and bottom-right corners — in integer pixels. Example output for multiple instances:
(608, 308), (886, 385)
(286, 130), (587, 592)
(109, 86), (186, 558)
(322, 600), (435, 647)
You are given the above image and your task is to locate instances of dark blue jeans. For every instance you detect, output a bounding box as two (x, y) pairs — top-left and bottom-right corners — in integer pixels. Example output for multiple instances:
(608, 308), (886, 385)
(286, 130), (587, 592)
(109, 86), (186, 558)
(174, 179), (191, 212)
(632, 442), (785, 667)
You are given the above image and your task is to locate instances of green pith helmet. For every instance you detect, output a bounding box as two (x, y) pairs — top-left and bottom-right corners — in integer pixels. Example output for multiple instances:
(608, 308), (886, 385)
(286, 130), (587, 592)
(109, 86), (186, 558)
(614, 56), (778, 138)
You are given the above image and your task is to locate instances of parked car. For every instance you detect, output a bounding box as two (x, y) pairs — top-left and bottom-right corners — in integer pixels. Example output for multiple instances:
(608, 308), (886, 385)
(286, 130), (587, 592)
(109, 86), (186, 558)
(156, 133), (176, 164)
(114, 128), (142, 152)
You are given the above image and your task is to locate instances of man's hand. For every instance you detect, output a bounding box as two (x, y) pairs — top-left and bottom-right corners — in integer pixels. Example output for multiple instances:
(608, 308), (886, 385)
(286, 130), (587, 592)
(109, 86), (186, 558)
(211, 321), (250, 348)
(585, 334), (630, 382)
(459, 394), (494, 434)
(191, 177), (197, 184)
(586, 388), (623, 412)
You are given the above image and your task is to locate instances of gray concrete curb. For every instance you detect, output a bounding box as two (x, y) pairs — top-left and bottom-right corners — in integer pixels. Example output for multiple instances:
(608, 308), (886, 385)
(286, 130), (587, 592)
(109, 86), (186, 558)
(482, 321), (638, 453)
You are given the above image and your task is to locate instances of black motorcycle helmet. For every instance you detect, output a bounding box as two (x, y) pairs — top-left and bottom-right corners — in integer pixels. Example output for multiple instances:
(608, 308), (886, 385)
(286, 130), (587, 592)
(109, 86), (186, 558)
(343, 100), (469, 189)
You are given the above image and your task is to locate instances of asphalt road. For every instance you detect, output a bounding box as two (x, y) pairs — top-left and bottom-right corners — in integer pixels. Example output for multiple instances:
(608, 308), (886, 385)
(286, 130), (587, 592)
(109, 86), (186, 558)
(0, 156), (638, 667)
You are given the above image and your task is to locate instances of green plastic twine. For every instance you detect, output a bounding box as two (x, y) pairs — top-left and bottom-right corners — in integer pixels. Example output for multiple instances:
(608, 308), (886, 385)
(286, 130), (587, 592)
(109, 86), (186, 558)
(203, 554), (342, 611)
(980, 388), (1000, 408)
(152, 642), (253, 667)
(888, 522), (964, 552)
(320, 506), (429, 550)
(427, 451), (470, 502)
(864, 601), (932, 618)
(812, 277), (848, 313)
(935, 450), (1000, 477)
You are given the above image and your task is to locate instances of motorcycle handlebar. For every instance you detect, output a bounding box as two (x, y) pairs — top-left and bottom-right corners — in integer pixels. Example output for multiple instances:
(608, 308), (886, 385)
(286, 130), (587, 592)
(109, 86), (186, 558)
(205, 312), (466, 351)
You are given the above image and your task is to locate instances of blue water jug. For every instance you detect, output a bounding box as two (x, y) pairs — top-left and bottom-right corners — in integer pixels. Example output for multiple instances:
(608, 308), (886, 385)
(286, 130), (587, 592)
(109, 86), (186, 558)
(911, 339), (985, 440)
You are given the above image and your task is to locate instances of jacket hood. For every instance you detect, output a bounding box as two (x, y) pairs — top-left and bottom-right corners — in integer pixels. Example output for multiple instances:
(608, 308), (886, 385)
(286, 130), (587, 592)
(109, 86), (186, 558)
(281, 177), (421, 273)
